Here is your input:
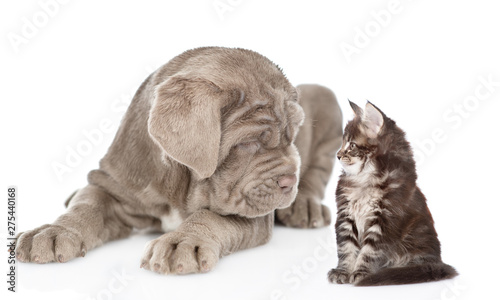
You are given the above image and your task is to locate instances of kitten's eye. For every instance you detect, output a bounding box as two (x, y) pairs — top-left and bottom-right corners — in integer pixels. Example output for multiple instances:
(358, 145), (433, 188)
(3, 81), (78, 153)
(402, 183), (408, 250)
(350, 143), (357, 150)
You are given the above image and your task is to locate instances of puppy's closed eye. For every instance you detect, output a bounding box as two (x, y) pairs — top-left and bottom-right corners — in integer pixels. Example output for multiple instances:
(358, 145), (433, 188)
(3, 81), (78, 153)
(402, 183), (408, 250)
(235, 141), (260, 153)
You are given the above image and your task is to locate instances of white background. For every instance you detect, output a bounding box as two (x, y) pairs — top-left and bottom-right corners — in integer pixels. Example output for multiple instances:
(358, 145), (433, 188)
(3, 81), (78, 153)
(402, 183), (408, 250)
(1, 0), (499, 299)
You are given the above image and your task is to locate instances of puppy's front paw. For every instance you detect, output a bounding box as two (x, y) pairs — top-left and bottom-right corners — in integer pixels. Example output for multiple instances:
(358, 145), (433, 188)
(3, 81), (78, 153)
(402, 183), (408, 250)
(328, 268), (350, 284)
(140, 232), (220, 275)
(15, 224), (86, 263)
(276, 196), (331, 228)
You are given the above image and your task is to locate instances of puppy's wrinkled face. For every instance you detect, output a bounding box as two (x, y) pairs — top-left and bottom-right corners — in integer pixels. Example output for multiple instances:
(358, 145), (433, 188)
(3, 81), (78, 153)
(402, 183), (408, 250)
(149, 48), (307, 218)
(205, 88), (304, 218)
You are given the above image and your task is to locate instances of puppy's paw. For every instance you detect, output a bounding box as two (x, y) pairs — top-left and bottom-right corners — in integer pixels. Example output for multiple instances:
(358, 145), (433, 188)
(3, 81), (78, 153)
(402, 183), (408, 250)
(15, 224), (86, 263)
(276, 196), (331, 228)
(328, 268), (350, 284)
(349, 270), (369, 284)
(140, 232), (219, 275)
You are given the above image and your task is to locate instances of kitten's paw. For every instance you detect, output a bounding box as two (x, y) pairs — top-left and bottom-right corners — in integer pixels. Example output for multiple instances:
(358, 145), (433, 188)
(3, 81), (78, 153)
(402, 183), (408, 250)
(140, 231), (220, 275)
(327, 268), (350, 284)
(349, 270), (369, 284)
(15, 224), (86, 264)
(276, 196), (331, 228)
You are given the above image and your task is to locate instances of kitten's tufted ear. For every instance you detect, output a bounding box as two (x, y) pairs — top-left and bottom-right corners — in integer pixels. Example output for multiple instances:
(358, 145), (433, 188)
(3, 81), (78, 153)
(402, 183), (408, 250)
(363, 101), (384, 138)
(148, 76), (223, 179)
(349, 100), (363, 116)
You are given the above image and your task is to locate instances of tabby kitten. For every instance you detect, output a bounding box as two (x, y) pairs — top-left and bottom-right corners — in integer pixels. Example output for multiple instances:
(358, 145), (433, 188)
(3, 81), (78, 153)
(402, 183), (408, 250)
(327, 101), (457, 286)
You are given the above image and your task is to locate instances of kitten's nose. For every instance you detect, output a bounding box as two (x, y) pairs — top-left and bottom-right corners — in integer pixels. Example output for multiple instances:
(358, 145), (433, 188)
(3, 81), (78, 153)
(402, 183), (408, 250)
(337, 151), (343, 160)
(277, 175), (297, 194)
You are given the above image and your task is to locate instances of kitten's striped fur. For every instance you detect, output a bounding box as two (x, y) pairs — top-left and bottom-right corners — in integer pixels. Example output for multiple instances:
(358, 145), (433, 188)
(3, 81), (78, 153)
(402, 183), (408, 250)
(328, 101), (457, 286)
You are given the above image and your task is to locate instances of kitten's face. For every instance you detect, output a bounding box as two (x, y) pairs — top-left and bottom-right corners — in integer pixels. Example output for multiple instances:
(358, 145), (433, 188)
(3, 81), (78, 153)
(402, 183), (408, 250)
(337, 124), (373, 175)
(337, 101), (383, 175)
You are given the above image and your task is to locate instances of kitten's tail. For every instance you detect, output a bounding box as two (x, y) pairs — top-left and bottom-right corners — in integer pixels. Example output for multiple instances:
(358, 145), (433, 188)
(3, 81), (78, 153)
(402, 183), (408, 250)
(355, 263), (458, 286)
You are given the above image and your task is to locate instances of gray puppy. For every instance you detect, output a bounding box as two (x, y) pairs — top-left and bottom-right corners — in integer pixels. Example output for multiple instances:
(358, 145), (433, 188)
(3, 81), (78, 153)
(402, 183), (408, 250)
(16, 47), (342, 274)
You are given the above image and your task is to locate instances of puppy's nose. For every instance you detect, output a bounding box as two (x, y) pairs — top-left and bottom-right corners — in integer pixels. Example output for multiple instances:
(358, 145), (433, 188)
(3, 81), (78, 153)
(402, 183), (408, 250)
(277, 175), (297, 194)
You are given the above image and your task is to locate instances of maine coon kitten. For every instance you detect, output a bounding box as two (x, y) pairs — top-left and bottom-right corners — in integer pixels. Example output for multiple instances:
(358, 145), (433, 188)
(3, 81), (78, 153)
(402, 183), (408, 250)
(327, 101), (457, 286)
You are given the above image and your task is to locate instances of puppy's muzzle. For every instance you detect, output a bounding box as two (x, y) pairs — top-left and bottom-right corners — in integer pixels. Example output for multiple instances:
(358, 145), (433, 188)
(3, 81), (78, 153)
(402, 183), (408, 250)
(277, 174), (297, 194)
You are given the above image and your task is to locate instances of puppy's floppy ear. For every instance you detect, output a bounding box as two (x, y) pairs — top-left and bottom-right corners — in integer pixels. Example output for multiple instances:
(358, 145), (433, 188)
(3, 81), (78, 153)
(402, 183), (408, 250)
(148, 76), (223, 179)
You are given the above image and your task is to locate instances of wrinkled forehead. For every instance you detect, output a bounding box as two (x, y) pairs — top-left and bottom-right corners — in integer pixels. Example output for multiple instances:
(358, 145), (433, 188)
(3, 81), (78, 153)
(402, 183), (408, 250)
(220, 85), (303, 145)
(223, 83), (299, 119)
(247, 84), (298, 115)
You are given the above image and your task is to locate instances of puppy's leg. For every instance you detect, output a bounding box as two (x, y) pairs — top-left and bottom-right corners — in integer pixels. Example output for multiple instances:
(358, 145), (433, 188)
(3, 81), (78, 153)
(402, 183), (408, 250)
(277, 84), (343, 228)
(277, 137), (340, 228)
(16, 185), (132, 263)
(141, 209), (273, 274)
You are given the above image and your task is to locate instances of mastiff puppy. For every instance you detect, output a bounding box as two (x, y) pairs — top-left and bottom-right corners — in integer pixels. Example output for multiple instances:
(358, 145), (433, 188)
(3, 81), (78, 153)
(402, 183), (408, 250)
(16, 47), (343, 274)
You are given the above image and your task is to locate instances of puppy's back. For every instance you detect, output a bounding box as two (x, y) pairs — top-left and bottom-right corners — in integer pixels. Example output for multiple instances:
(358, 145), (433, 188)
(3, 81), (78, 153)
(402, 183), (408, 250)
(295, 84), (343, 177)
